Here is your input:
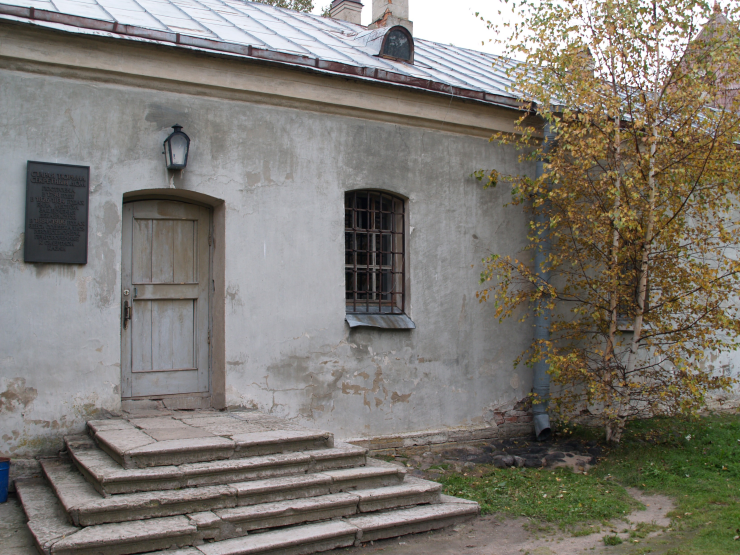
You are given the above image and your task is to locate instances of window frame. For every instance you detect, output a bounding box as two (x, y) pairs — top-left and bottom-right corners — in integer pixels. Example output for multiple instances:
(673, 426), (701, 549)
(344, 189), (407, 316)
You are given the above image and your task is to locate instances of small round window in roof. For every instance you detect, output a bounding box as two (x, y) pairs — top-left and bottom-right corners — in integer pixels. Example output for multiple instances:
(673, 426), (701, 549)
(382, 28), (413, 62)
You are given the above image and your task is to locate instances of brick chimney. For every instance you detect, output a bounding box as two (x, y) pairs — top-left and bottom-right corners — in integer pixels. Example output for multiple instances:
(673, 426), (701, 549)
(330, 0), (363, 25)
(370, 0), (413, 34)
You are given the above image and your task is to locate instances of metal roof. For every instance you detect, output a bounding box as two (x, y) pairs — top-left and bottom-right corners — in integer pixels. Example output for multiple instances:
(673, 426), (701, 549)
(0, 0), (524, 109)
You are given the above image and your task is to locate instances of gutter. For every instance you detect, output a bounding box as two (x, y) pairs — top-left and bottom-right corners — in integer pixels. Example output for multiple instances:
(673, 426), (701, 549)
(0, 3), (527, 113)
(532, 122), (556, 441)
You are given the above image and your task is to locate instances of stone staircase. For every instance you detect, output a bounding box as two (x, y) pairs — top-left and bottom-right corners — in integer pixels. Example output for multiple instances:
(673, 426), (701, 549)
(15, 410), (479, 555)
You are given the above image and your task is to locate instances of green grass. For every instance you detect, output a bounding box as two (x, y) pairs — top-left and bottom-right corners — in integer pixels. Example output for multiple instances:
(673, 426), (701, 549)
(439, 466), (638, 527)
(592, 413), (740, 555)
(630, 522), (661, 539)
(437, 413), (740, 554)
(428, 463), (450, 471)
(603, 534), (624, 545)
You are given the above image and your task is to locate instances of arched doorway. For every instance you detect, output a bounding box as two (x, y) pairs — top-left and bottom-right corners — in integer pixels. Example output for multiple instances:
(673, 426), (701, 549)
(120, 199), (212, 402)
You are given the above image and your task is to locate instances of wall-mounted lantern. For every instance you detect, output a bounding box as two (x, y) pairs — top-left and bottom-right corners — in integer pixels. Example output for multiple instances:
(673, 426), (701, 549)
(163, 124), (190, 170)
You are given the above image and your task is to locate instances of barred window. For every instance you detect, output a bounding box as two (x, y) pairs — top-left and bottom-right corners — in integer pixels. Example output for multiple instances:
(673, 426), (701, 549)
(345, 191), (405, 314)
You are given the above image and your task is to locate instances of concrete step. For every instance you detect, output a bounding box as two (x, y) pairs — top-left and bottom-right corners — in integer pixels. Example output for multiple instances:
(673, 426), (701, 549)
(20, 411), (479, 555)
(347, 499), (480, 544)
(233, 459), (405, 506)
(88, 417), (334, 469)
(154, 520), (359, 555)
(214, 493), (360, 534)
(42, 455), (439, 533)
(41, 459), (238, 526)
(213, 479), (441, 534)
(15, 478), (80, 555)
(15, 478), (197, 555)
(50, 516), (196, 555)
(140, 502), (479, 555)
(175, 444), (367, 488)
(68, 434), (368, 496)
(351, 477), (441, 513)
(18, 473), (477, 555)
(43, 456), (407, 526)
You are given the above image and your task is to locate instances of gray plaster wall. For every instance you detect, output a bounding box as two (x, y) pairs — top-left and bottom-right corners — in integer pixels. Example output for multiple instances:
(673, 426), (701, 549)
(0, 66), (534, 457)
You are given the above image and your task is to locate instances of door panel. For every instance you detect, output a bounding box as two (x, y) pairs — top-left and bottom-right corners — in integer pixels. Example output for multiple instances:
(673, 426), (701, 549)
(131, 369), (201, 398)
(133, 220), (153, 283)
(122, 200), (211, 398)
(132, 300), (153, 372)
(174, 221), (196, 283)
(132, 300), (196, 373)
(151, 300), (195, 371)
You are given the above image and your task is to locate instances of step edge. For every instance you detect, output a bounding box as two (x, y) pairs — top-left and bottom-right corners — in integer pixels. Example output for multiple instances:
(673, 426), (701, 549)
(50, 515), (197, 550)
(195, 520), (361, 555)
(15, 478), (83, 555)
(215, 492), (361, 522)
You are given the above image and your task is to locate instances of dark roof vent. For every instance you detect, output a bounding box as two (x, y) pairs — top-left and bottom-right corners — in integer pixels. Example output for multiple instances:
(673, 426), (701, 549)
(380, 26), (414, 63)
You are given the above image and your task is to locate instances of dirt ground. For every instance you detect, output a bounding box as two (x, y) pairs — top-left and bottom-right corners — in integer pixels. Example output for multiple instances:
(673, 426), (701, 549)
(0, 488), (676, 555)
(337, 489), (676, 555)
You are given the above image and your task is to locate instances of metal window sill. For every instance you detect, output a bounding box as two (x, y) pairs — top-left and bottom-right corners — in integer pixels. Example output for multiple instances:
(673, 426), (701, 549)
(345, 313), (416, 330)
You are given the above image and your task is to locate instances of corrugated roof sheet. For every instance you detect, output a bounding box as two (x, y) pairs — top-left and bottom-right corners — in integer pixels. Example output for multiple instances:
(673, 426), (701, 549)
(0, 0), (524, 108)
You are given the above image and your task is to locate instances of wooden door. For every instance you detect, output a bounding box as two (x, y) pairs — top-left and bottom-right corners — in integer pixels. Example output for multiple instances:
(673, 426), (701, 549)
(121, 200), (211, 398)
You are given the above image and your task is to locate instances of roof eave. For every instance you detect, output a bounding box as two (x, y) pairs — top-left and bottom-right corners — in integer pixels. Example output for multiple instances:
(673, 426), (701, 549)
(0, 3), (526, 113)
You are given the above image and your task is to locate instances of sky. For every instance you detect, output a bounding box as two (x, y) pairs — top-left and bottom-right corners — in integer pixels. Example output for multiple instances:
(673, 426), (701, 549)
(311, 0), (512, 55)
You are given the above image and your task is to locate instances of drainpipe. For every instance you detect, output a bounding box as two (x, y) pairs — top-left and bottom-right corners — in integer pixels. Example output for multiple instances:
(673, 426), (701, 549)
(532, 122), (556, 441)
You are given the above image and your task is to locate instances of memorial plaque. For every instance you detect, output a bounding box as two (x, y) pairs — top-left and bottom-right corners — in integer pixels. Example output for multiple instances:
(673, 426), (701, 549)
(24, 161), (89, 264)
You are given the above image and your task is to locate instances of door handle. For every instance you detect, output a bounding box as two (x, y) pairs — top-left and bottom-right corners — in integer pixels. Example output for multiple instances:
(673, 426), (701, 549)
(123, 300), (132, 330)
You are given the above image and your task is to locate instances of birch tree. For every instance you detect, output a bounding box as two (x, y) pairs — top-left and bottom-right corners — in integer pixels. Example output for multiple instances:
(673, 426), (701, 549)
(478, 0), (740, 441)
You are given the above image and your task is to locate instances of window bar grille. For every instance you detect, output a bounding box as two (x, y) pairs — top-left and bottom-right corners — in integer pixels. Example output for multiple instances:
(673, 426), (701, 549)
(345, 191), (405, 315)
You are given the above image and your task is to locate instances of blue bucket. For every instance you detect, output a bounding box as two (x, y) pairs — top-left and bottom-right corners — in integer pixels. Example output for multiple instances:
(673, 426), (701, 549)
(0, 458), (9, 503)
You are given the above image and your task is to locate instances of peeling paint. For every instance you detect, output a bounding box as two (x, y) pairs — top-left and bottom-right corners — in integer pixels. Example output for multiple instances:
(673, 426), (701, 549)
(391, 392), (412, 404)
(0, 378), (38, 413)
(77, 275), (93, 303)
(0, 233), (25, 276)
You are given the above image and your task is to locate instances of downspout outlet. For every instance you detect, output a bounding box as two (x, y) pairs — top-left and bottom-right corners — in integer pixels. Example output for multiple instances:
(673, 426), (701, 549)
(534, 413), (552, 441)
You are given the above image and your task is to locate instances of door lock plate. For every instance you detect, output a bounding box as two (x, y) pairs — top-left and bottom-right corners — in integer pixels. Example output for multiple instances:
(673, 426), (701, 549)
(123, 300), (132, 330)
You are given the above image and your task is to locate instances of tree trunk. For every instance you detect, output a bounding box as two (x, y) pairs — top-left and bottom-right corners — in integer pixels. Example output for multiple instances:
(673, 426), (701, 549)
(624, 11), (661, 390)
(606, 116), (622, 364)
(605, 415), (626, 443)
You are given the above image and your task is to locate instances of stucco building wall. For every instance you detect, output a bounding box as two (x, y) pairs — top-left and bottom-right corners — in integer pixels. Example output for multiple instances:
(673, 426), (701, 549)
(0, 24), (536, 457)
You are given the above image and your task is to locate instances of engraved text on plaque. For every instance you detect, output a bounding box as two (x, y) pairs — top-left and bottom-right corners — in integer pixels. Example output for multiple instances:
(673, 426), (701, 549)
(25, 161), (89, 264)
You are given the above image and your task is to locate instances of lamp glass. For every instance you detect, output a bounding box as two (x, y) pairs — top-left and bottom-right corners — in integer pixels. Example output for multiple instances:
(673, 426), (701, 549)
(164, 125), (190, 170)
(168, 134), (188, 168)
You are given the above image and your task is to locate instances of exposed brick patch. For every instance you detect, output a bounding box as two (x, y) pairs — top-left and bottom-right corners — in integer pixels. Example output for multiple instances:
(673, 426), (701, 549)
(491, 396), (535, 426)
